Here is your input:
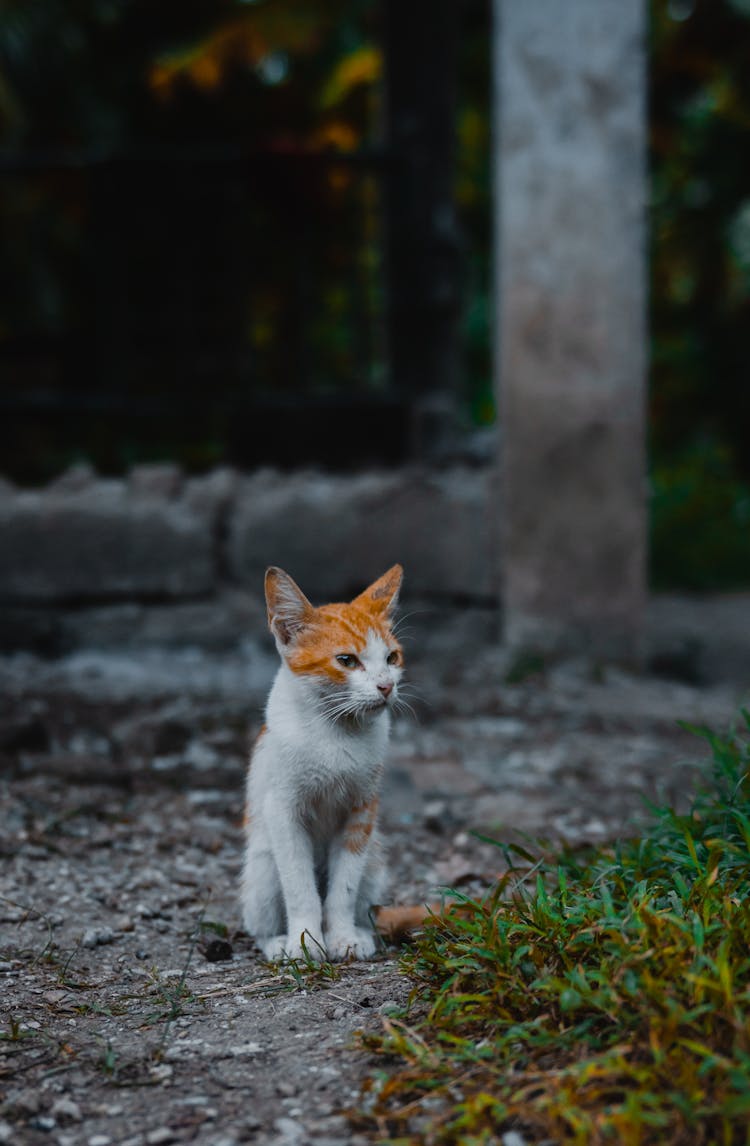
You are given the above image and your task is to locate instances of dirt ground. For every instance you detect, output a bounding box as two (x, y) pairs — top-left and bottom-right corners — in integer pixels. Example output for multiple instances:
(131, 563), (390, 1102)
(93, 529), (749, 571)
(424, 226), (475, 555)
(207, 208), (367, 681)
(1, 613), (748, 1146)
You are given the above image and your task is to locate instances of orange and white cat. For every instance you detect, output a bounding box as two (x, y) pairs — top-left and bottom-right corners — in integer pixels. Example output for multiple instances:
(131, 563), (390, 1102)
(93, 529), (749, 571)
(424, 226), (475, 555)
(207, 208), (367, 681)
(240, 564), (404, 961)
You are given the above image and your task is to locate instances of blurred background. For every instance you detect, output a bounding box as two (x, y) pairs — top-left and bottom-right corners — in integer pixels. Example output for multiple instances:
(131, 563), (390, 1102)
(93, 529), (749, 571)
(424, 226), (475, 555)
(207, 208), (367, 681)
(0, 0), (748, 593)
(2, 9), (750, 1139)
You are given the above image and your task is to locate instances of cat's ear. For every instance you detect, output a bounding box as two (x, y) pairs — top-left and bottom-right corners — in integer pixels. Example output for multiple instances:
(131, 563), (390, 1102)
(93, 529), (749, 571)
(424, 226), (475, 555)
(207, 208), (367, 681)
(355, 563), (403, 617)
(265, 567), (313, 647)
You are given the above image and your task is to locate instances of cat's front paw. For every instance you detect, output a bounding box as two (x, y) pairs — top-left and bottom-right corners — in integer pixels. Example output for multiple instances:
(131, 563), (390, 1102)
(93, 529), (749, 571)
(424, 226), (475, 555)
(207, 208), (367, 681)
(259, 931), (325, 962)
(259, 934), (293, 960)
(325, 926), (378, 961)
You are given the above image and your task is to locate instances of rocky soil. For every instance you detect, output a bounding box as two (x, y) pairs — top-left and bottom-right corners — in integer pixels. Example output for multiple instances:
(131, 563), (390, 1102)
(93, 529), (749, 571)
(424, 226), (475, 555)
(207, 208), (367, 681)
(1, 615), (747, 1146)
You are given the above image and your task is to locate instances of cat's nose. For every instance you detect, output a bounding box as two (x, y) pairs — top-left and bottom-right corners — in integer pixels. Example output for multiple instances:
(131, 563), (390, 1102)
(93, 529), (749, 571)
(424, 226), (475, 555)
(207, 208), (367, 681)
(377, 682), (393, 698)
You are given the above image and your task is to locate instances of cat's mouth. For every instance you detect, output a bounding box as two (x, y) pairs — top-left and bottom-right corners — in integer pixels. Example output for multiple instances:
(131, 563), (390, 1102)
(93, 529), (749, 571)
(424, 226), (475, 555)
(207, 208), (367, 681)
(366, 697), (389, 711)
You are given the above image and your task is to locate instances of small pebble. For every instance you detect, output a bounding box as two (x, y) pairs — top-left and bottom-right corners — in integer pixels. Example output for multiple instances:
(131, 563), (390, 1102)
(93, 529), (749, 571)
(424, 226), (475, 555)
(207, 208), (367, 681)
(10, 1088), (41, 1114)
(377, 999), (402, 1015)
(32, 1116), (56, 1132)
(148, 1063), (173, 1083)
(423, 800), (450, 832)
(273, 1118), (304, 1144)
(146, 1130), (174, 1146)
(115, 915), (134, 932)
(228, 1042), (262, 1056)
(89, 1137), (111, 1146)
(51, 1097), (82, 1123)
(276, 1080), (296, 1097)
(82, 927), (116, 949)
(200, 937), (233, 963)
(501, 1133), (528, 1146)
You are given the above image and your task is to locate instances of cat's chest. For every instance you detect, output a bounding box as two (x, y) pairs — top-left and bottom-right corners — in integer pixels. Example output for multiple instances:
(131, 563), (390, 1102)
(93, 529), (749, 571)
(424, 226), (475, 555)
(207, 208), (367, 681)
(262, 665), (390, 798)
(282, 720), (385, 791)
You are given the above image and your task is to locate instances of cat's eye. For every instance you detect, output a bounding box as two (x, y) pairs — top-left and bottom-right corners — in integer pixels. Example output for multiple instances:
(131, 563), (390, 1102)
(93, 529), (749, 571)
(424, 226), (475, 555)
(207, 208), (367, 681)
(386, 650), (400, 666)
(336, 654), (360, 669)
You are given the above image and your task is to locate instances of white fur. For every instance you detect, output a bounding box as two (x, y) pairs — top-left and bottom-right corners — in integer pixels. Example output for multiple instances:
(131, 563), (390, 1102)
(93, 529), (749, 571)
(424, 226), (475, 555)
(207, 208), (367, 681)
(240, 627), (403, 961)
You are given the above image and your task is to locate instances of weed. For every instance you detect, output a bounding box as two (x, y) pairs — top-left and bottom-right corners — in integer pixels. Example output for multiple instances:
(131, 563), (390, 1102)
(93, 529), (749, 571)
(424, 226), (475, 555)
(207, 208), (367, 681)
(98, 1038), (118, 1078)
(265, 933), (343, 990)
(199, 919), (230, 939)
(140, 967), (196, 1031)
(74, 1001), (130, 1018)
(0, 898), (96, 990)
(57, 938), (83, 988)
(0, 895), (55, 964)
(150, 902), (209, 1057)
(0, 1015), (31, 1042)
(359, 715), (750, 1145)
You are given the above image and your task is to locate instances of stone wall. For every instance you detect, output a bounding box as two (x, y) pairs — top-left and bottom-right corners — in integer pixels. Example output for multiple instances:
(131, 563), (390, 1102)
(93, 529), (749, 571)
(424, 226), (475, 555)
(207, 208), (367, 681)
(0, 464), (497, 654)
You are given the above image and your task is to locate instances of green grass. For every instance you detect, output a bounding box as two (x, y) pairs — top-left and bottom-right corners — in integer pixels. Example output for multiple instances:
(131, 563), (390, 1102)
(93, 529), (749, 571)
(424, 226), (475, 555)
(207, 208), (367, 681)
(359, 717), (750, 1145)
(264, 932), (343, 990)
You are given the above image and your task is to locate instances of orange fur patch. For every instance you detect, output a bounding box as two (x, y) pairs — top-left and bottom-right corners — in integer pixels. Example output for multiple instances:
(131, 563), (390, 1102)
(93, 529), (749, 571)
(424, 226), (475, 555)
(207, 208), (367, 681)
(344, 821), (374, 854)
(374, 903), (437, 939)
(374, 900), (464, 941)
(287, 603), (401, 680)
(363, 565), (402, 605)
(343, 796), (378, 854)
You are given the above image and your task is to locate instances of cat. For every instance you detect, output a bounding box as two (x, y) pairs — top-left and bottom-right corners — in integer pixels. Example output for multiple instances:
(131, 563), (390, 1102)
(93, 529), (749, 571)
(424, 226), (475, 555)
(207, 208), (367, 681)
(240, 563), (405, 961)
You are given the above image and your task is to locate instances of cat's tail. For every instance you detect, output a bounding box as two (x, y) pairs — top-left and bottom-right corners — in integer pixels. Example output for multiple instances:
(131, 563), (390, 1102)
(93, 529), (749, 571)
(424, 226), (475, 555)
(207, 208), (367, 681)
(374, 901), (459, 942)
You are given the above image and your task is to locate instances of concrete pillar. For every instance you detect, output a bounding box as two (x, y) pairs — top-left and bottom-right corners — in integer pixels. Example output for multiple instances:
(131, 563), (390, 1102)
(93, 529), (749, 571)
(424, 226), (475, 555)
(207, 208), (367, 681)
(494, 0), (647, 661)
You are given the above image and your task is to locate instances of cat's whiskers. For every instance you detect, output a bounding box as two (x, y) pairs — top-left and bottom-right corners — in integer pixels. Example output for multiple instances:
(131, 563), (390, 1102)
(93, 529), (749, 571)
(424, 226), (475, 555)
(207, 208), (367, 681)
(389, 626), (415, 642)
(391, 696), (419, 723)
(312, 696), (353, 720)
(313, 694), (372, 725)
(396, 683), (431, 711)
(319, 687), (416, 726)
(391, 607), (431, 638)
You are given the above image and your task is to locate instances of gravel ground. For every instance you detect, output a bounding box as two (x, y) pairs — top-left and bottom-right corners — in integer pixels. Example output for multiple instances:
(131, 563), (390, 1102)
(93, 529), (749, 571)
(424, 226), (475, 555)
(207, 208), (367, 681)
(1, 619), (748, 1146)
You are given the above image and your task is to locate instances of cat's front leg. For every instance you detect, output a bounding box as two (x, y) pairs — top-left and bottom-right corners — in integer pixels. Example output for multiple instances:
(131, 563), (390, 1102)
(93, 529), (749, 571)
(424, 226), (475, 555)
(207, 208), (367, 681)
(324, 800), (380, 960)
(263, 793), (324, 959)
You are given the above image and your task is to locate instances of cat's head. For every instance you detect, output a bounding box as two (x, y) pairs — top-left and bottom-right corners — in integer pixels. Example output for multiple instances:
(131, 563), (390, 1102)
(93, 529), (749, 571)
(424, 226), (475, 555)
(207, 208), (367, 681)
(265, 565), (404, 721)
